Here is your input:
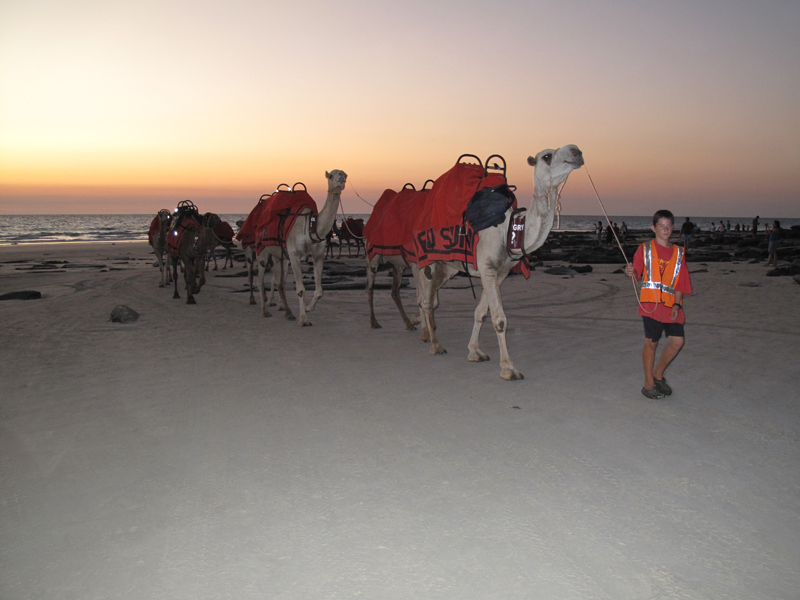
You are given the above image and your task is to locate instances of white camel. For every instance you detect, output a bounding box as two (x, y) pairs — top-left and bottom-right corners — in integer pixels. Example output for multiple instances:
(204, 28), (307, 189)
(417, 145), (584, 380)
(256, 169), (347, 326)
(149, 209), (172, 287)
(364, 183), (434, 330)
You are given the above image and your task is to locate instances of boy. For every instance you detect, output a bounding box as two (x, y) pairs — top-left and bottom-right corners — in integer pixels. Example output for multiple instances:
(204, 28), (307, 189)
(625, 210), (693, 399)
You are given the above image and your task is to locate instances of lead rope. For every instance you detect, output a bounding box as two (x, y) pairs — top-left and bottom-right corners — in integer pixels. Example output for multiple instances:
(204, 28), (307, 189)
(584, 166), (657, 314)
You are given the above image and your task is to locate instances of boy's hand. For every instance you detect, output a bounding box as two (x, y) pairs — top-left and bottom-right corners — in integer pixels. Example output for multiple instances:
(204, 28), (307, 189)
(670, 305), (680, 321)
(625, 264), (636, 278)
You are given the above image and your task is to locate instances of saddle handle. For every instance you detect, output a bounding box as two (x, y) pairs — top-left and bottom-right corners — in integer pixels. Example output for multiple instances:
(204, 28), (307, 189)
(276, 183), (291, 192)
(292, 182), (307, 192)
(258, 193), (272, 203)
(484, 154), (506, 177)
(422, 179), (435, 190)
(177, 199), (197, 210)
(402, 182), (416, 191)
(457, 154), (483, 167)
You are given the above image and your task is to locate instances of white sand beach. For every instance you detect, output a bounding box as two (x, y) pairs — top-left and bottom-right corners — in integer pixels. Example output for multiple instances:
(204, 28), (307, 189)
(1, 241), (798, 599)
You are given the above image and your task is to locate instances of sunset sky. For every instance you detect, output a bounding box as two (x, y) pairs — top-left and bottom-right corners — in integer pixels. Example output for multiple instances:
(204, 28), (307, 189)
(1, 0), (798, 216)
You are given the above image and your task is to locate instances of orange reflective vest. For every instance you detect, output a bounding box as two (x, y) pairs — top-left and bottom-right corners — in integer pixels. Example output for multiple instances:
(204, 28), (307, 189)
(640, 240), (684, 307)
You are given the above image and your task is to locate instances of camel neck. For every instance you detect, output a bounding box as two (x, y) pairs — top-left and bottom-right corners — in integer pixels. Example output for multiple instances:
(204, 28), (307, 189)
(523, 184), (558, 254)
(315, 189), (342, 235)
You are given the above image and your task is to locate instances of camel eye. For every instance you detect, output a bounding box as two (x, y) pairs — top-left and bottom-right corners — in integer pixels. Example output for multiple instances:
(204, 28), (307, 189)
(542, 153), (553, 165)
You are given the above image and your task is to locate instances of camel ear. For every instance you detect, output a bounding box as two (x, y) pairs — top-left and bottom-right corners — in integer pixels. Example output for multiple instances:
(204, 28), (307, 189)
(326, 171), (331, 179)
(527, 156), (536, 166)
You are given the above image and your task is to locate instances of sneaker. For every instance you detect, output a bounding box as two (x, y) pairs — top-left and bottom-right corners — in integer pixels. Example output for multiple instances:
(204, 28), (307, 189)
(653, 378), (672, 396)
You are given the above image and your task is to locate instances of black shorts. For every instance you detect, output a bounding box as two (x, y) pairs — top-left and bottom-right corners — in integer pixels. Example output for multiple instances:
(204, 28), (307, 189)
(643, 316), (685, 342)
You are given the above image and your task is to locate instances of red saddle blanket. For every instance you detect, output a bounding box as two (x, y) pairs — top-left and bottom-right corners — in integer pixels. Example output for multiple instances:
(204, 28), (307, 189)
(213, 220), (235, 244)
(364, 186), (431, 263)
(254, 190), (317, 254)
(148, 216), (160, 245)
(167, 213), (201, 255)
(412, 160), (509, 269)
(236, 198), (269, 250)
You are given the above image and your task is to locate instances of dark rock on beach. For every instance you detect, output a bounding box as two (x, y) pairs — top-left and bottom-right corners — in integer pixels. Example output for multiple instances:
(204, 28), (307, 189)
(110, 305), (139, 323)
(544, 267), (579, 276)
(0, 290), (42, 301)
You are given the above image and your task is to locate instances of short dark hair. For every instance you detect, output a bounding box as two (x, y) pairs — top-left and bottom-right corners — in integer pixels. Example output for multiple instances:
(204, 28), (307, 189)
(652, 210), (674, 226)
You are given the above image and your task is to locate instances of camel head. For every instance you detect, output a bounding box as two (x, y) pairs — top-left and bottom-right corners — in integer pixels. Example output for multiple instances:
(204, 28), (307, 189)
(325, 169), (348, 193)
(527, 145), (584, 188)
(202, 212), (221, 230)
(158, 209), (171, 223)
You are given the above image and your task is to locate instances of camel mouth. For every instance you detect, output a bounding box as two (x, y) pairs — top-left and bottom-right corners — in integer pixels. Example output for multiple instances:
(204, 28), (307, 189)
(564, 159), (584, 167)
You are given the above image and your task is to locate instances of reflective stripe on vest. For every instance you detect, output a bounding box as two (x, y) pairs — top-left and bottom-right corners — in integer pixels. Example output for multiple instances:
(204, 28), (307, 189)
(640, 240), (682, 306)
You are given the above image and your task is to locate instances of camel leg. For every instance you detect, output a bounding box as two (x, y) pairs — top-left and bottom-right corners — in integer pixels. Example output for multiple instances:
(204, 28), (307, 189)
(467, 289), (491, 362)
(184, 259), (196, 304)
(420, 264), (450, 355)
(287, 252), (311, 326)
(156, 251), (166, 287)
(245, 247), (259, 305)
(366, 255), (381, 329)
(275, 255), (295, 321)
(268, 269), (280, 308)
(195, 256), (206, 293)
(306, 248), (325, 314)
(257, 253), (272, 318)
(391, 263), (415, 330)
(480, 268), (521, 381)
(171, 254), (181, 299)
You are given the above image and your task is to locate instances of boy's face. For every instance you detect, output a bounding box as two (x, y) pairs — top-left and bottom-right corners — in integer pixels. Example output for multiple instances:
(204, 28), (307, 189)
(652, 217), (674, 243)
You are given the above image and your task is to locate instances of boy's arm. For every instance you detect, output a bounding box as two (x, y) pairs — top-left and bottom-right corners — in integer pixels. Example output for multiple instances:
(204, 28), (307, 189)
(670, 291), (684, 321)
(625, 244), (644, 279)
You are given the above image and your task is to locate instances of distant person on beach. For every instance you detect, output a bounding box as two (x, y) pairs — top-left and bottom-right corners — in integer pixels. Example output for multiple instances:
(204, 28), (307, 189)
(680, 217), (695, 250)
(621, 221), (629, 244)
(710, 222), (716, 233)
(726, 220), (731, 231)
(765, 220), (781, 267)
(718, 221), (726, 232)
(752, 215), (760, 237)
(605, 224), (614, 247)
(595, 221), (603, 247)
(625, 209), (693, 400)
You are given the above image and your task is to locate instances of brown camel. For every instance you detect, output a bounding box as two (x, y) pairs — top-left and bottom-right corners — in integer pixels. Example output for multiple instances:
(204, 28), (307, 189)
(168, 203), (221, 304)
(148, 208), (172, 287)
(206, 220), (236, 271)
(338, 218), (365, 257)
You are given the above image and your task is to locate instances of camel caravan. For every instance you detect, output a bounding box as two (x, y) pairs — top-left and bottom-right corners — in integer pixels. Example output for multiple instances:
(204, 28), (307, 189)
(147, 146), (584, 379)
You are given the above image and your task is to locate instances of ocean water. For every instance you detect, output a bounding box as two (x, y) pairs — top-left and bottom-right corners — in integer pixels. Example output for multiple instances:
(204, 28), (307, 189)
(1, 214), (797, 245)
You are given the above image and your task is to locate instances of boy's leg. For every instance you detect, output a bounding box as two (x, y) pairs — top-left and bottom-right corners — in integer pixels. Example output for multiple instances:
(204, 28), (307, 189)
(653, 336), (685, 381)
(642, 338), (658, 389)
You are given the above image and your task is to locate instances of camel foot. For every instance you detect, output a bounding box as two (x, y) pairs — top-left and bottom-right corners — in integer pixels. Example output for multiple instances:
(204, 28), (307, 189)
(187, 297), (196, 305)
(249, 298), (256, 305)
(285, 314), (296, 321)
(404, 323), (417, 331)
(410, 315), (422, 326)
(173, 292), (180, 300)
(370, 321), (382, 329)
(429, 343), (447, 355)
(158, 282), (165, 288)
(500, 368), (524, 381)
(468, 350), (491, 362)
(261, 311), (272, 318)
(300, 320), (313, 327)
